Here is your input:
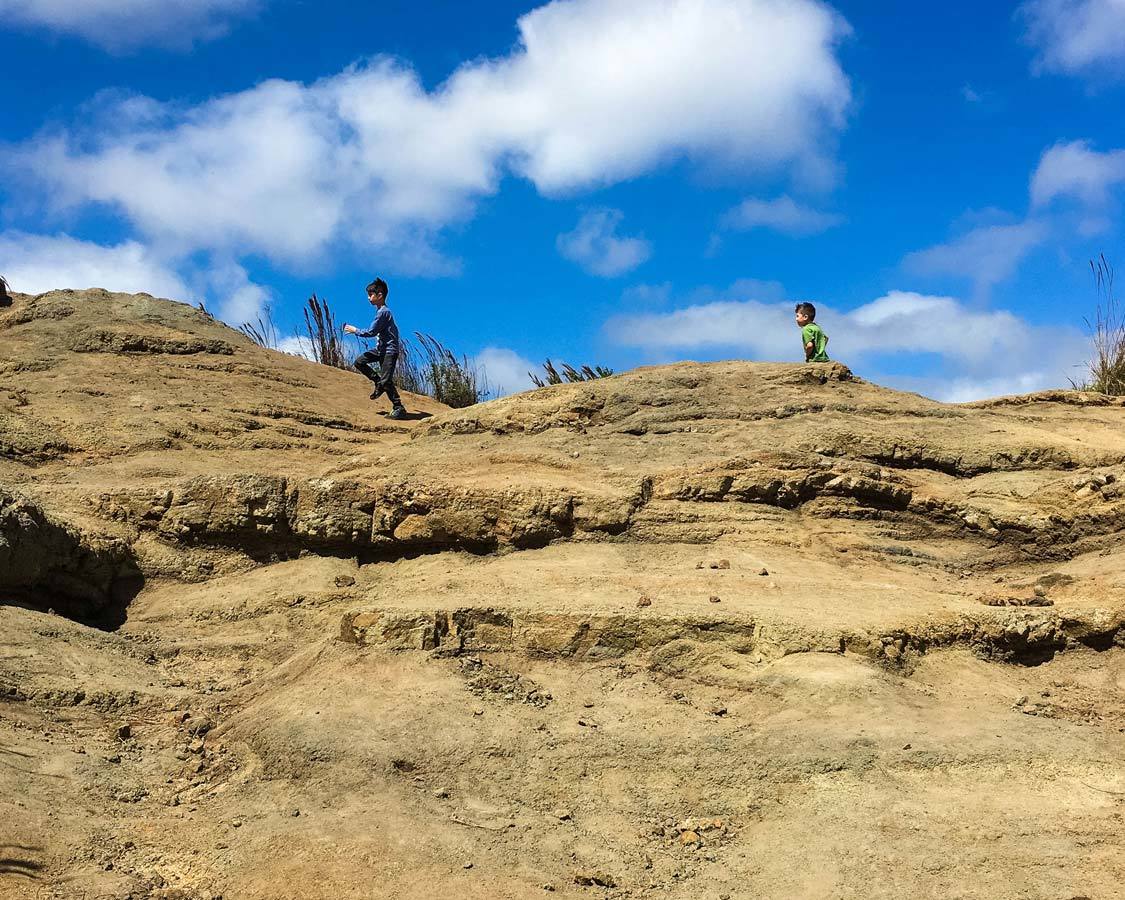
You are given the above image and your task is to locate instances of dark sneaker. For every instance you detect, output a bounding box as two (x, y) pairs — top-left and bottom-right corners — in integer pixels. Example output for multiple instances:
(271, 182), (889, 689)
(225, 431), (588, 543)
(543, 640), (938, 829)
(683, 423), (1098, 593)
(388, 407), (407, 420)
(369, 386), (384, 400)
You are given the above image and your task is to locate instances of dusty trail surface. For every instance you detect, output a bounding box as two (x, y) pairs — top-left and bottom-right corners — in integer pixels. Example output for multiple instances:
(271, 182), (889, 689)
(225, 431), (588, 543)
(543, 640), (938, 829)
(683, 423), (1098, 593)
(2, 289), (1124, 899)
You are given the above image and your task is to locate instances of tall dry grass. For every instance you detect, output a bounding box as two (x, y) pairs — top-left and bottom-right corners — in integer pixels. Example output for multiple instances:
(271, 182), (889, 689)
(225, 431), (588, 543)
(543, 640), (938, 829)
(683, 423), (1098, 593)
(1073, 255), (1125, 396)
(238, 305), (283, 349)
(239, 293), (488, 407)
(409, 333), (489, 408)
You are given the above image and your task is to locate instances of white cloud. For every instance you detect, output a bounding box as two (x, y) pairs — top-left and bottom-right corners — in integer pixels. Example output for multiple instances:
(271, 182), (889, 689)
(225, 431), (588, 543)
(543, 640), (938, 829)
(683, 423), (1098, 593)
(961, 84), (984, 103)
(474, 347), (538, 397)
(0, 231), (192, 298)
(203, 259), (272, 324)
(605, 288), (1088, 401)
(557, 209), (651, 277)
(902, 220), (1050, 296)
(8, 0), (852, 271)
(620, 282), (674, 308)
(722, 195), (843, 236)
(1020, 0), (1125, 79)
(0, 230), (274, 324)
(0, 0), (261, 51)
(1030, 140), (1125, 207)
(276, 335), (314, 360)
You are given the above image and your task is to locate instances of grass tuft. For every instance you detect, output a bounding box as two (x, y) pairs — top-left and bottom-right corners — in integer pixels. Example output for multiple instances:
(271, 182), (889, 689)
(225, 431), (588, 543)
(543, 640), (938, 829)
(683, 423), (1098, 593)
(1071, 255), (1125, 396)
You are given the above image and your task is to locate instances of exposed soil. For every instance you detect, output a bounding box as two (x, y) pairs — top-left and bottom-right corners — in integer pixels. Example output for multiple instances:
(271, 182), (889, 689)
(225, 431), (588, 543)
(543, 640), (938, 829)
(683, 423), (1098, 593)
(1, 289), (1123, 899)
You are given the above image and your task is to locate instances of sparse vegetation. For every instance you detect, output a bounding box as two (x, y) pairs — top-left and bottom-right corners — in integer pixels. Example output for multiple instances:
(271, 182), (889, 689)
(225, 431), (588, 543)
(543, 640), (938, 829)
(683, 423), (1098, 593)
(529, 359), (614, 388)
(241, 292), (487, 407)
(302, 293), (353, 370)
(409, 332), (489, 408)
(239, 305), (283, 349)
(1072, 255), (1125, 396)
(0, 275), (12, 308)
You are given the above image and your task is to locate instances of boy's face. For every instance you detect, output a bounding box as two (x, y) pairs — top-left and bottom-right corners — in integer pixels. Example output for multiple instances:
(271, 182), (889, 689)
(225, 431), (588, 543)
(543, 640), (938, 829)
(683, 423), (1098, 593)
(795, 310), (811, 327)
(368, 291), (386, 307)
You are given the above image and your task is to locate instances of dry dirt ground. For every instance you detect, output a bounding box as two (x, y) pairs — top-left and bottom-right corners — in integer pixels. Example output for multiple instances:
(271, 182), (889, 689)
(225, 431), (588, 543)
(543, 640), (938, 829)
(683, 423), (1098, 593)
(2, 289), (1124, 900)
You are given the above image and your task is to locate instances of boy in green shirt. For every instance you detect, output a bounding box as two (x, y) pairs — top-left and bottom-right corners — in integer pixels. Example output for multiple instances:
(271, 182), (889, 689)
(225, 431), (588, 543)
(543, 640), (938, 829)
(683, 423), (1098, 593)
(794, 302), (829, 362)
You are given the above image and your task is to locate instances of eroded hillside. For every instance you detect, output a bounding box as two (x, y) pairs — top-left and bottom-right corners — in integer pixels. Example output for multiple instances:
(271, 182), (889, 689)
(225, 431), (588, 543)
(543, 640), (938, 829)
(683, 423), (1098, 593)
(2, 290), (1123, 900)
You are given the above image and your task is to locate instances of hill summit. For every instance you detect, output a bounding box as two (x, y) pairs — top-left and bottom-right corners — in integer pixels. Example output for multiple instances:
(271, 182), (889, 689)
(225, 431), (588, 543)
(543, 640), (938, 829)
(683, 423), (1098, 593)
(2, 289), (1124, 899)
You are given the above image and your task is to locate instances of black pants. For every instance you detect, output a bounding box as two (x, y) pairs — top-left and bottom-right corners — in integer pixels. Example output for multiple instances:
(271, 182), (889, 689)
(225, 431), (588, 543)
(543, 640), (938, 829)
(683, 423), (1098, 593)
(355, 349), (404, 410)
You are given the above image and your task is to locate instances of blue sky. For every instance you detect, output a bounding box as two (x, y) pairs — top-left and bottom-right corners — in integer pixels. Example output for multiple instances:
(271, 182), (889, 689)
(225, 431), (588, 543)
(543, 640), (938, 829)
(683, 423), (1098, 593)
(3, 0), (1125, 400)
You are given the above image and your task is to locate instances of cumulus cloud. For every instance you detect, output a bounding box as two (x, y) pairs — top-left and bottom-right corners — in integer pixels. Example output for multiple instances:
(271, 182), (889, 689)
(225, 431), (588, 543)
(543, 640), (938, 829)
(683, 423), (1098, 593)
(204, 259), (273, 324)
(0, 231), (192, 298)
(722, 195), (843, 236)
(7, 0), (852, 271)
(1019, 0), (1125, 79)
(902, 220), (1050, 296)
(474, 347), (539, 397)
(557, 210), (651, 277)
(0, 230), (273, 324)
(0, 0), (261, 51)
(605, 287), (1087, 401)
(276, 335), (314, 360)
(1031, 140), (1125, 207)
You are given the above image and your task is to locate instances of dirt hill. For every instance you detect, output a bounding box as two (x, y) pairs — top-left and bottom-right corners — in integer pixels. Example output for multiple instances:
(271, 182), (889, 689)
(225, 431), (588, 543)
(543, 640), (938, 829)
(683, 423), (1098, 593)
(2, 289), (1123, 900)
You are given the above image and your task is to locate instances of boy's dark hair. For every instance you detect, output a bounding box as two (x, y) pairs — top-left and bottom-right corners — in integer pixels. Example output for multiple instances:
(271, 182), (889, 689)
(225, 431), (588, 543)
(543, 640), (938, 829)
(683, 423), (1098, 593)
(794, 302), (816, 320)
(366, 277), (389, 297)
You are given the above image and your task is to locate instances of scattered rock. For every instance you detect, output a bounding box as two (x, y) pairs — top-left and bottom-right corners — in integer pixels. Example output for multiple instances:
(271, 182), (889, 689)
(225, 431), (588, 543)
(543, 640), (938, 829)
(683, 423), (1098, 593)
(758, 567), (769, 576)
(186, 715), (213, 736)
(574, 871), (617, 888)
(980, 595), (1053, 608)
(709, 559), (731, 570)
(679, 830), (702, 847)
(291, 808), (301, 817)
(636, 595), (652, 608)
(433, 788), (450, 799)
(709, 705), (727, 717)
(116, 723), (131, 740)
(334, 574), (356, 588)
(462, 862), (473, 870)
(577, 718), (597, 728)
(709, 595), (721, 603)
(553, 809), (572, 821)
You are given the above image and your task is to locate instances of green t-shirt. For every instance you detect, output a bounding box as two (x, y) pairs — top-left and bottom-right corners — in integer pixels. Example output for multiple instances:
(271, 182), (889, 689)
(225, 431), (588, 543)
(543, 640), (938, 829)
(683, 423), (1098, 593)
(801, 323), (829, 362)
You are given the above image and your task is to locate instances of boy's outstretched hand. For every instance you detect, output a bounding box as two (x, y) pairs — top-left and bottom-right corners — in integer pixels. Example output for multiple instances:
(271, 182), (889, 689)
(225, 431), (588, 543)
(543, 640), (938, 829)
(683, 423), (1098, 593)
(343, 323), (358, 335)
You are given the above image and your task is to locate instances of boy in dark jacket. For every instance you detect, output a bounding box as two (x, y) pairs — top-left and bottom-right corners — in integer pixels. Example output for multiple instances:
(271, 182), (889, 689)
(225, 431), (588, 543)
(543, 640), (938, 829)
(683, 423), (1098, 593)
(343, 278), (406, 419)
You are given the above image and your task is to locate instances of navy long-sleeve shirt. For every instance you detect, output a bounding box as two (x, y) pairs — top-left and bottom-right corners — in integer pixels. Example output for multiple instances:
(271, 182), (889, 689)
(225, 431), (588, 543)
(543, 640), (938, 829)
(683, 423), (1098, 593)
(356, 305), (400, 356)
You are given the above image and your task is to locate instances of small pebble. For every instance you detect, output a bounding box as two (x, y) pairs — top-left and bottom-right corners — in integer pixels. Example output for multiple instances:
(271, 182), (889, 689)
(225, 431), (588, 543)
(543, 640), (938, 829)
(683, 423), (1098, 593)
(709, 595), (721, 603)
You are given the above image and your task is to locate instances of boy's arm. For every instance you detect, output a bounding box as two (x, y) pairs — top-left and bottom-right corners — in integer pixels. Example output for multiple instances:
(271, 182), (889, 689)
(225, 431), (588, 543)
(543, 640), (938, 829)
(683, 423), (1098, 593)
(355, 309), (388, 339)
